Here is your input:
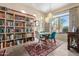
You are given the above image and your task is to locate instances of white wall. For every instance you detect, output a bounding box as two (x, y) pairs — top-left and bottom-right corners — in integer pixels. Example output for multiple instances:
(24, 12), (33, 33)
(56, 33), (67, 41)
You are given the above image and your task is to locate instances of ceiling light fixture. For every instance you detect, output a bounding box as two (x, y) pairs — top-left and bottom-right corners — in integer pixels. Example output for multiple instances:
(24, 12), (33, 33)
(20, 10), (26, 13)
(33, 14), (37, 17)
(45, 4), (52, 23)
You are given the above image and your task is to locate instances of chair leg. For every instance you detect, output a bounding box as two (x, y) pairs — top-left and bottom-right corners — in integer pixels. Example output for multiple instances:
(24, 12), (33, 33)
(54, 39), (56, 43)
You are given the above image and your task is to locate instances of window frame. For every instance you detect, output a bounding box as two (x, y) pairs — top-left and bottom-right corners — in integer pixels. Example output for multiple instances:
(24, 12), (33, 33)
(50, 13), (69, 33)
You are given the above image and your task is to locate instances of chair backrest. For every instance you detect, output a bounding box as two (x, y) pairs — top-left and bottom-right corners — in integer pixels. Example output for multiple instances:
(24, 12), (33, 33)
(49, 32), (56, 39)
(35, 31), (40, 39)
(34, 31), (41, 42)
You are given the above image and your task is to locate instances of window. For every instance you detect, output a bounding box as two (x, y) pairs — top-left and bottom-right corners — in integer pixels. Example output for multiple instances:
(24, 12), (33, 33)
(50, 13), (69, 33)
(60, 15), (69, 33)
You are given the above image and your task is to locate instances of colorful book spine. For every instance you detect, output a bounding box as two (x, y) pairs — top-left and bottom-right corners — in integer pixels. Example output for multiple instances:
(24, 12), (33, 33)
(0, 28), (4, 33)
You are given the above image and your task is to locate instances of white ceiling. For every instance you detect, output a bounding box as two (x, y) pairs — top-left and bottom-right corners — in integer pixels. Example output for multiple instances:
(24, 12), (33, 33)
(27, 3), (69, 13)
(0, 3), (69, 14)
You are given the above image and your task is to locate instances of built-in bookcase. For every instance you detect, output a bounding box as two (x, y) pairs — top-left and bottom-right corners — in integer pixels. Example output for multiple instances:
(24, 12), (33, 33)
(0, 6), (35, 49)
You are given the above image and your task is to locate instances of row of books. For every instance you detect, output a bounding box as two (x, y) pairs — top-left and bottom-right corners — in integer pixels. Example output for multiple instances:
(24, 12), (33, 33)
(0, 28), (32, 33)
(6, 14), (14, 20)
(0, 28), (33, 33)
(6, 40), (23, 47)
(15, 16), (25, 20)
(6, 34), (14, 40)
(0, 40), (23, 48)
(15, 34), (23, 39)
(15, 29), (25, 32)
(25, 19), (34, 27)
(6, 28), (33, 33)
(15, 22), (25, 27)
(0, 12), (5, 19)
(0, 19), (33, 27)
(26, 20), (32, 24)
(26, 28), (33, 33)
(0, 34), (25, 40)
(7, 34), (25, 40)
(6, 21), (14, 27)
(6, 28), (14, 33)
(16, 40), (23, 45)
(15, 34), (24, 45)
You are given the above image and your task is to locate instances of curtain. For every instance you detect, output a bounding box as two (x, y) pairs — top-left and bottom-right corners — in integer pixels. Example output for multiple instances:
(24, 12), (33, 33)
(69, 7), (79, 32)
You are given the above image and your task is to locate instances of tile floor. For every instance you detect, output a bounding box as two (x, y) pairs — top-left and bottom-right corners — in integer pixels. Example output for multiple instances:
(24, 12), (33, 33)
(48, 42), (79, 56)
(5, 40), (79, 56)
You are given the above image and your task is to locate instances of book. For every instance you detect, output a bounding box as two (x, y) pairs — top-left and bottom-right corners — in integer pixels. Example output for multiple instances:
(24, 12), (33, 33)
(0, 35), (3, 42)
(16, 40), (20, 45)
(0, 20), (4, 26)
(1, 42), (3, 48)
(10, 34), (14, 40)
(0, 28), (4, 33)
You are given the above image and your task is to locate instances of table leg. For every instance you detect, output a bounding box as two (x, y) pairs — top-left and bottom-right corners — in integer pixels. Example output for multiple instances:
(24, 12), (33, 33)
(68, 35), (70, 50)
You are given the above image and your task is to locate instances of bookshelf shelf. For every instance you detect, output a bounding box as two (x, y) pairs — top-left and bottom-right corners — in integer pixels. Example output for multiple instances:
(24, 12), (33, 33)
(6, 20), (14, 21)
(15, 26), (25, 28)
(15, 32), (25, 34)
(6, 26), (14, 28)
(0, 10), (5, 13)
(0, 18), (5, 20)
(0, 40), (5, 43)
(5, 40), (14, 41)
(7, 12), (14, 15)
(0, 26), (5, 28)
(0, 6), (35, 49)
(0, 33), (5, 34)
(6, 33), (14, 35)
(15, 20), (25, 22)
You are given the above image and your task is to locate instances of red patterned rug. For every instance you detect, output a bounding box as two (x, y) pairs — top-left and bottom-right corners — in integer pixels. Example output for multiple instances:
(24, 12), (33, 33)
(24, 39), (64, 56)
